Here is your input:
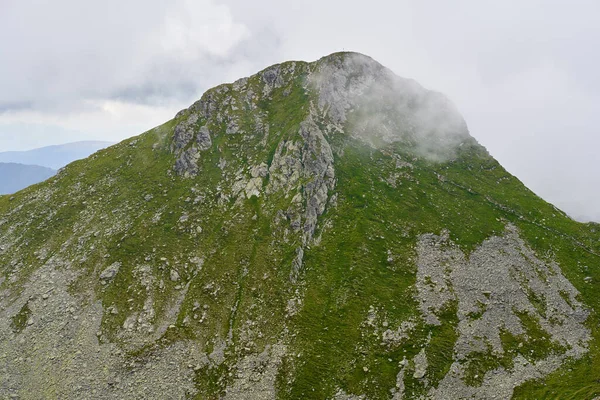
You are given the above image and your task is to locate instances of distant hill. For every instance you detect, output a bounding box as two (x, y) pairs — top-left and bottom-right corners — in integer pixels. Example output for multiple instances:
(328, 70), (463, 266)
(0, 141), (112, 170)
(0, 162), (55, 194)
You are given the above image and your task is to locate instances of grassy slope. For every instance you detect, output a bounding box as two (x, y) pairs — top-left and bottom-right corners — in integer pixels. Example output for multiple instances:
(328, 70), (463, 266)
(282, 138), (600, 399)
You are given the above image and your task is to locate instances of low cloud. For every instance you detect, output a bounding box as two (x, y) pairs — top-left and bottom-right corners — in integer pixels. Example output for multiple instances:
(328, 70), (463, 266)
(311, 53), (470, 162)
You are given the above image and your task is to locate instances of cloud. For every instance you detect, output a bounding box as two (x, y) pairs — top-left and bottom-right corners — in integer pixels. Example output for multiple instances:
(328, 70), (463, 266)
(0, 101), (177, 150)
(0, 0), (281, 150)
(309, 53), (470, 162)
(0, 0), (263, 113)
(159, 0), (249, 57)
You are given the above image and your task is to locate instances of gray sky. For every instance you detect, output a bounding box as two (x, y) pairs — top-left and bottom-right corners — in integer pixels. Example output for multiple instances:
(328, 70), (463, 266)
(1, 0), (599, 221)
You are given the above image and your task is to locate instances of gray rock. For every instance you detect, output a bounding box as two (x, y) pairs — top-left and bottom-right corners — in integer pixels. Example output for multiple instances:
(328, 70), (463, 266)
(221, 344), (286, 400)
(416, 224), (591, 399)
(172, 114), (199, 152)
(100, 262), (121, 282)
(0, 261), (204, 399)
(172, 116), (212, 176)
(174, 146), (200, 177)
(413, 348), (428, 380)
(250, 163), (268, 178)
(197, 125), (212, 150)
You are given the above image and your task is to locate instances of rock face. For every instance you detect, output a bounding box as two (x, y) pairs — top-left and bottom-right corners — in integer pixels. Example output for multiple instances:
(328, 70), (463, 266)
(0, 260), (203, 399)
(1, 52), (599, 399)
(416, 225), (590, 399)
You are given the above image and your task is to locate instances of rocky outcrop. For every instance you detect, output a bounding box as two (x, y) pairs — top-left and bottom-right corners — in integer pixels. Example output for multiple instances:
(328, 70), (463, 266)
(172, 113), (213, 177)
(99, 262), (120, 284)
(222, 344), (286, 399)
(416, 224), (591, 399)
(172, 52), (472, 179)
(297, 117), (336, 243)
(0, 260), (204, 399)
(312, 53), (385, 124)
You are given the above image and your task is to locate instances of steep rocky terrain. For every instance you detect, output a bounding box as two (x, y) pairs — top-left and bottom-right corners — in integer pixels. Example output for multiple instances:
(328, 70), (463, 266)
(1, 52), (599, 399)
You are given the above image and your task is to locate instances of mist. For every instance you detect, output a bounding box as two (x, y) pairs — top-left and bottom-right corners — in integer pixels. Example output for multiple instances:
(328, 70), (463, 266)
(310, 53), (471, 162)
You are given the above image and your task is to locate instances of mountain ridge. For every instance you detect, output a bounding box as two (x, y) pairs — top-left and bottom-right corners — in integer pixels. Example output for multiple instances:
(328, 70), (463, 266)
(0, 140), (113, 170)
(0, 52), (599, 399)
(0, 162), (56, 195)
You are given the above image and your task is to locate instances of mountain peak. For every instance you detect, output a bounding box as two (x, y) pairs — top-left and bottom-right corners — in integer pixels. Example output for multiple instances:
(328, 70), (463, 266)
(172, 53), (472, 179)
(316, 51), (385, 69)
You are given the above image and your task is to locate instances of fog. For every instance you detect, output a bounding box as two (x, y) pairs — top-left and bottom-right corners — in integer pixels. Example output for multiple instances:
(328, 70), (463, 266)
(309, 53), (471, 162)
(1, 0), (599, 221)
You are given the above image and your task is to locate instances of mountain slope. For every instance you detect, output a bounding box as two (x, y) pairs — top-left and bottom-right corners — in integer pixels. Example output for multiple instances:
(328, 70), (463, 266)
(0, 162), (56, 194)
(0, 52), (599, 399)
(0, 140), (113, 170)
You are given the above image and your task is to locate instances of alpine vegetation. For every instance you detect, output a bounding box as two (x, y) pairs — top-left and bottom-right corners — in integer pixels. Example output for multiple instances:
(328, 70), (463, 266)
(0, 52), (599, 399)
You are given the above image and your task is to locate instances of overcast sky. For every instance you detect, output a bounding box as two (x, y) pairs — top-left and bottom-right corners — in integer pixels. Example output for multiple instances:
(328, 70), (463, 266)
(1, 0), (599, 221)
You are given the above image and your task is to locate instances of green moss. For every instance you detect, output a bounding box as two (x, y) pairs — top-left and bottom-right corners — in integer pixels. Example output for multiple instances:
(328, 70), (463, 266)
(11, 301), (31, 333)
(193, 362), (231, 400)
(426, 302), (460, 387)
(501, 311), (565, 364)
(462, 343), (511, 387)
(467, 300), (487, 321)
(513, 330), (600, 399)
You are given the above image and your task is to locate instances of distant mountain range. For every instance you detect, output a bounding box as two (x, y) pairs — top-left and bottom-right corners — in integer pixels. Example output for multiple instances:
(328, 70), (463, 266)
(0, 163), (56, 195)
(0, 141), (112, 194)
(0, 140), (112, 170)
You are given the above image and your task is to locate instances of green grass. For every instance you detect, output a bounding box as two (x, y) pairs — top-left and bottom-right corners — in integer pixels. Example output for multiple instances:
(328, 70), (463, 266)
(11, 301), (31, 333)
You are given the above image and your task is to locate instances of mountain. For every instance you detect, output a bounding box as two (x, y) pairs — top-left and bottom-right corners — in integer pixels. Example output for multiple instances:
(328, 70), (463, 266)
(0, 141), (111, 194)
(0, 52), (599, 399)
(0, 162), (55, 195)
(0, 140), (113, 170)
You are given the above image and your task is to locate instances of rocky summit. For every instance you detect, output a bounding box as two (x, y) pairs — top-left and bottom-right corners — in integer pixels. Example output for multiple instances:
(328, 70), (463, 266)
(0, 52), (599, 399)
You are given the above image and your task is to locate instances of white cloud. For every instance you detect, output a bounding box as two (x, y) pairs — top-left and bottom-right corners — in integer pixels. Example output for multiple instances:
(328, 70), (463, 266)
(159, 0), (249, 57)
(0, 0), (261, 148)
(0, 0), (255, 112)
